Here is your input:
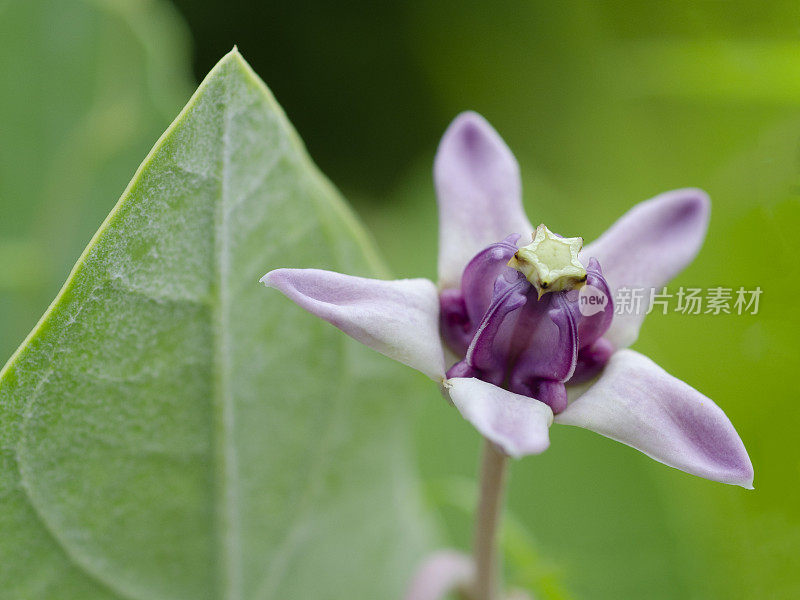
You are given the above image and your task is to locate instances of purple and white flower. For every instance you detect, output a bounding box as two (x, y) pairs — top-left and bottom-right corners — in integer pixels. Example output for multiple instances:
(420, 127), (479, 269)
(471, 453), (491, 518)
(262, 112), (753, 489)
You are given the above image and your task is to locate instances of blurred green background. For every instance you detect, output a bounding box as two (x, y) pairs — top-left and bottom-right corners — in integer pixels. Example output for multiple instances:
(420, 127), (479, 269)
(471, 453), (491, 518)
(2, 1), (798, 598)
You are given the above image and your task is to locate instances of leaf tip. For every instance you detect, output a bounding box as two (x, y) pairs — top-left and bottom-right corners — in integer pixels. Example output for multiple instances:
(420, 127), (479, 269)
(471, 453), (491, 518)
(218, 45), (248, 71)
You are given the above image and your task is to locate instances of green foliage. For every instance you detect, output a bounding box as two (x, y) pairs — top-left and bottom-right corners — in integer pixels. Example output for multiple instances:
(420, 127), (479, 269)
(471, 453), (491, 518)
(0, 0), (192, 360)
(0, 50), (430, 600)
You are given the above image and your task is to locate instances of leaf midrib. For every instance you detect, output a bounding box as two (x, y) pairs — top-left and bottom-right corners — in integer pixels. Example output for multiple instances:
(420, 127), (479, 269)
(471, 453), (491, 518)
(213, 63), (243, 600)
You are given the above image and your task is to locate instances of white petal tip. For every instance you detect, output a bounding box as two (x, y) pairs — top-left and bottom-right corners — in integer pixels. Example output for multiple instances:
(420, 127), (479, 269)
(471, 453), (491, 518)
(438, 112), (510, 166)
(558, 350), (754, 488)
(434, 111), (529, 288)
(582, 188), (711, 348)
(260, 269), (280, 287)
(259, 268), (447, 381)
(735, 468), (755, 490)
(499, 438), (550, 460)
(662, 187), (711, 222)
(448, 110), (492, 133)
(677, 186), (711, 204)
(730, 472), (754, 490)
(720, 469), (754, 489)
(447, 378), (553, 459)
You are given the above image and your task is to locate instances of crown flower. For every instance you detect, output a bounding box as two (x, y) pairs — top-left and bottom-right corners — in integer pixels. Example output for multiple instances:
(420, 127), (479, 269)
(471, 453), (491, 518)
(261, 112), (753, 600)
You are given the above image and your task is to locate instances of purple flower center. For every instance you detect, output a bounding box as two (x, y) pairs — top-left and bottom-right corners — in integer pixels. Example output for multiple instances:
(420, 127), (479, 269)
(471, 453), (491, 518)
(440, 234), (614, 414)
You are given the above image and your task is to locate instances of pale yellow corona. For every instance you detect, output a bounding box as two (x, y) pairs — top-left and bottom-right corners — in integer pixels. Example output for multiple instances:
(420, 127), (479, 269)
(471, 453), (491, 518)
(507, 224), (587, 298)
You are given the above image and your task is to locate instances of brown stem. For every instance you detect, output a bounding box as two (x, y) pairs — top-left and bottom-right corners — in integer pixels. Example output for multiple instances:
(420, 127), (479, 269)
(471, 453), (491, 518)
(471, 438), (509, 600)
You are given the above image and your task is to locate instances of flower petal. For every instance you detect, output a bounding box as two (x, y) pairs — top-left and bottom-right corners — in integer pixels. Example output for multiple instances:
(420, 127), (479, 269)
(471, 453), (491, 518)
(571, 258), (615, 350)
(439, 236), (520, 358)
(460, 235), (520, 325)
(447, 377), (553, 458)
(464, 275), (529, 385)
(403, 550), (473, 600)
(509, 291), (579, 386)
(262, 269), (446, 380)
(435, 112), (533, 288)
(556, 350), (754, 488)
(581, 188), (710, 348)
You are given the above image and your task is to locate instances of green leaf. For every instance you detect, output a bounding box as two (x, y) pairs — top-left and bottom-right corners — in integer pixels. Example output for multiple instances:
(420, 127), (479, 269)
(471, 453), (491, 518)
(0, 50), (430, 599)
(0, 0), (192, 360)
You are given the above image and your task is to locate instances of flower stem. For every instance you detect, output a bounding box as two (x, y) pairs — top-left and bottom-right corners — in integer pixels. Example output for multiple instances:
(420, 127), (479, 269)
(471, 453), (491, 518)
(471, 438), (509, 600)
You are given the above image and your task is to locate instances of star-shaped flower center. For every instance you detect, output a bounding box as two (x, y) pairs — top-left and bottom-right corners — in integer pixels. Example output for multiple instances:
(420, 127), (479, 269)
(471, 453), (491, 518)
(507, 224), (587, 298)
